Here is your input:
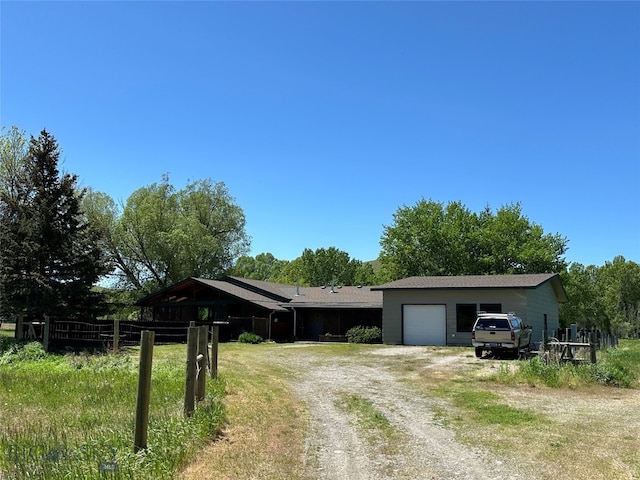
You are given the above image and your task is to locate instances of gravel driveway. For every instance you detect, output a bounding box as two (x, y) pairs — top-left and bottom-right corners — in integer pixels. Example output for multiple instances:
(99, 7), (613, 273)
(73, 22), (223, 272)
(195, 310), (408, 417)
(279, 345), (534, 480)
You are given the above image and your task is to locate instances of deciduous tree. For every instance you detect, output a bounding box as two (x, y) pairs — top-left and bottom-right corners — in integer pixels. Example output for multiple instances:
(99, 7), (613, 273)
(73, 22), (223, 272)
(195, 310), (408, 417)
(229, 253), (288, 282)
(559, 263), (606, 330)
(92, 176), (250, 293)
(560, 257), (640, 336)
(379, 199), (568, 281)
(279, 247), (371, 287)
(600, 257), (640, 337)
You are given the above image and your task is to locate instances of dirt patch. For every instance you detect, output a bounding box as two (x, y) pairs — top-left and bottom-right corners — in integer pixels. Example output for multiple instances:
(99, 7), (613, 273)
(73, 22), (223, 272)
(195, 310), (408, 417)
(279, 345), (533, 480)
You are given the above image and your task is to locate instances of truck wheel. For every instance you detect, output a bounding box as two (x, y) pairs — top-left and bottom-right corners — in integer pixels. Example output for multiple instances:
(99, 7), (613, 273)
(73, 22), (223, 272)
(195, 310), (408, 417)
(475, 347), (483, 358)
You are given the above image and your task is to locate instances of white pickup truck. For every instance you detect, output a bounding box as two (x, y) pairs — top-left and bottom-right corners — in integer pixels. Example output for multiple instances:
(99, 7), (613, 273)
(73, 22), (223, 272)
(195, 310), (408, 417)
(471, 312), (532, 358)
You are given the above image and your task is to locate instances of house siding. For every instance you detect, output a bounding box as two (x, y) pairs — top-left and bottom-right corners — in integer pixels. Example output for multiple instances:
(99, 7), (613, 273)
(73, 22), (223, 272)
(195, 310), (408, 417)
(382, 289), (530, 346)
(525, 281), (560, 344)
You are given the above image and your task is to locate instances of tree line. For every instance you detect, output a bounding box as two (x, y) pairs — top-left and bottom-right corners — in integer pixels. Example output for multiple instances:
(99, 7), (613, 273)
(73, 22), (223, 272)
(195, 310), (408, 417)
(1, 127), (638, 335)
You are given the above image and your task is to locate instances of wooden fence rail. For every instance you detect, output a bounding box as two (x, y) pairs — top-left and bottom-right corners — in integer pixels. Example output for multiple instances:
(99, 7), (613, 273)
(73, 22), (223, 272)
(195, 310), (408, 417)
(542, 327), (618, 364)
(21, 319), (215, 348)
(553, 327), (618, 350)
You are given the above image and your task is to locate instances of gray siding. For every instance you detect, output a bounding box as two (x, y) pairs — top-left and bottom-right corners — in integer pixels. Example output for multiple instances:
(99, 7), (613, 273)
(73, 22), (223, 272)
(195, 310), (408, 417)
(525, 282), (560, 344)
(382, 289), (530, 346)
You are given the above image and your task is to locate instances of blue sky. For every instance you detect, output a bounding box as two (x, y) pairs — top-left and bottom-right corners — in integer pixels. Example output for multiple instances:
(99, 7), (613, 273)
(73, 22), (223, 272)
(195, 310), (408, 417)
(2, 1), (639, 267)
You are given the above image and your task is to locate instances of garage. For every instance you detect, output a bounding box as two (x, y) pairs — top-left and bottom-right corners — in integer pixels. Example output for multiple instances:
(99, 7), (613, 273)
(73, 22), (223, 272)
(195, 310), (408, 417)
(402, 304), (446, 345)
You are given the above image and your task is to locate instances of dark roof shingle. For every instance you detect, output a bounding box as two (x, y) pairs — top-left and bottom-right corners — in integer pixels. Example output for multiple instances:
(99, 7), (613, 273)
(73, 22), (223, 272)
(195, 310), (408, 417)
(372, 273), (567, 302)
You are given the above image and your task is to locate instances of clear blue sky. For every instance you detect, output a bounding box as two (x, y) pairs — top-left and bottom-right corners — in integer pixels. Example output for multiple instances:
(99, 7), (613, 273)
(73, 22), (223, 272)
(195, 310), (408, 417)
(2, 1), (639, 267)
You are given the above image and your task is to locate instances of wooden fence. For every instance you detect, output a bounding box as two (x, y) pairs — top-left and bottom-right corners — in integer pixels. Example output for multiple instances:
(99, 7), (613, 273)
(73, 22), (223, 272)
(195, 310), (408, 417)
(541, 327), (618, 364)
(552, 327), (618, 350)
(19, 318), (215, 348)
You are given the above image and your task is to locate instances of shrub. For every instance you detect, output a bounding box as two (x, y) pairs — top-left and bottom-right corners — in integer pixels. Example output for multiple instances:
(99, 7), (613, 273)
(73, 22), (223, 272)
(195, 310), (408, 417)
(238, 332), (263, 344)
(591, 360), (635, 388)
(346, 326), (382, 344)
(0, 335), (16, 354)
(0, 341), (47, 365)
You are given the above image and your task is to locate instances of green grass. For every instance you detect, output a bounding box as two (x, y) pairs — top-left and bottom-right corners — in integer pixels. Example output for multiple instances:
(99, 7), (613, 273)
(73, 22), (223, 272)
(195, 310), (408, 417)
(445, 389), (539, 426)
(0, 341), (225, 479)
(336, 393), (395, 436)
(488, 339), (640, 388)
(334, 392), (402, 459)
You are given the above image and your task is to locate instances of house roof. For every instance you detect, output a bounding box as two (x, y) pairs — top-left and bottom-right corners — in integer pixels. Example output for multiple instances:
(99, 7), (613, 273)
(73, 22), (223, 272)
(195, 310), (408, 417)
(135, 277), (290, 312)
(136, 276), (382, 312)
(372, 273), (568, 302)
(210, 276), (382, 309)
(221, 276), (293, 302)
(194, 278), (290, 311)
(137, 273), (567, 312)
(286, 285), (382, 309)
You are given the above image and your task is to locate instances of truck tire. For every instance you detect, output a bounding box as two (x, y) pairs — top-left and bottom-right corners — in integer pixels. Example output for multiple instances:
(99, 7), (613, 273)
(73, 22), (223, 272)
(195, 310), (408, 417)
(475, 347), (483, 358)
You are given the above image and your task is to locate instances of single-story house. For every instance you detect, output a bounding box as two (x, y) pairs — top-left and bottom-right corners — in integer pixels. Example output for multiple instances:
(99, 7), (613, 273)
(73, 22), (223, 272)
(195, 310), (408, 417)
(372, 273), (567, 346)
(135, 276), (383, 342)
(137, 273), (567, 345)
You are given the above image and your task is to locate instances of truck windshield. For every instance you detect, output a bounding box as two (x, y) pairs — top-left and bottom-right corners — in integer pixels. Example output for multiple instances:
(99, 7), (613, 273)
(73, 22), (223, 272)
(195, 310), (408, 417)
(475, 319), (510, 330)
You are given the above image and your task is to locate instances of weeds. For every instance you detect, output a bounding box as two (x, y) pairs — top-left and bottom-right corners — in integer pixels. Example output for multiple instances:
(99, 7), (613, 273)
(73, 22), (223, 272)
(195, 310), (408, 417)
(0, 341), (47, 365)
(335, 392), (401, 458)
(489, 340), (640, 388)
(336, 393), (394, 436)
(0, 344), (225, 479)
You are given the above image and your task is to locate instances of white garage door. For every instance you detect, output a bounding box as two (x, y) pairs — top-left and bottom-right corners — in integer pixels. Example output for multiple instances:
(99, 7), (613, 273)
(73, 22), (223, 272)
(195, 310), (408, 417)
(403, 305), (446, 346)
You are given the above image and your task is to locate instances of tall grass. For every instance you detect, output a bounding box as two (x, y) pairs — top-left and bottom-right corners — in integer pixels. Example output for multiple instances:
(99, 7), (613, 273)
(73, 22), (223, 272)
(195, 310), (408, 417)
(0, 341), (225, 479)
(490, 339), (640, 388)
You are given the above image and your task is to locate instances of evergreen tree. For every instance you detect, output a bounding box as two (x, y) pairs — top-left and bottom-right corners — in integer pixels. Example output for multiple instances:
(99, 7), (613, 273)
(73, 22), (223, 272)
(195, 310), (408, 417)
(0, 129), (110, 319)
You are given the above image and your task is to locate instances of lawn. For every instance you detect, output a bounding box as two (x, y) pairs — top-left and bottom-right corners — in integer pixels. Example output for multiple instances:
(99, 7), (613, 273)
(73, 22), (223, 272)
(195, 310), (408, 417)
(0, 338), (225, 480)
(0, 322), (15, 337)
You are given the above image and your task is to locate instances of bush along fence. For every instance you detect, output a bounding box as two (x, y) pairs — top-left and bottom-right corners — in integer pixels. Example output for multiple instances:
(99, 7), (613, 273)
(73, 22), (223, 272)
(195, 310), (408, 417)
(539, 323), (618, 365)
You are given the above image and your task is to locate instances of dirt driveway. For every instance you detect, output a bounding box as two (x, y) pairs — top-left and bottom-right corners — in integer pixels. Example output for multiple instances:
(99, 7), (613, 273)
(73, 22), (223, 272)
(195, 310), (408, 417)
(281, 345), (531, 480)
(181, 343), (639, 480)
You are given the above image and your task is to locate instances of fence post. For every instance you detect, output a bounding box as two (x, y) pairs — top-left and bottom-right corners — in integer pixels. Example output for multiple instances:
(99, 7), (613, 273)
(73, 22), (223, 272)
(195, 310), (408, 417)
(113, 319), (120, 352)
(210, 325), (219, 379)
(134, 330), (155, 453)
(589, 331), (597, 364)
(16, 313), (24, 340)
(43, 315), (50, 352)
(196, 325), (208, 402)
(184, 326), (198, 417)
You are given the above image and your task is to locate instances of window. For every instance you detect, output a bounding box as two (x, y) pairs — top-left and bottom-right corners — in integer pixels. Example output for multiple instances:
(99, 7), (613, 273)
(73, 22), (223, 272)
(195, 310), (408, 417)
(456, 304), (476, 332)
(456, 303), (503, 332)
(480, 303), (501, 313)
(475, 319), (510, 330)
